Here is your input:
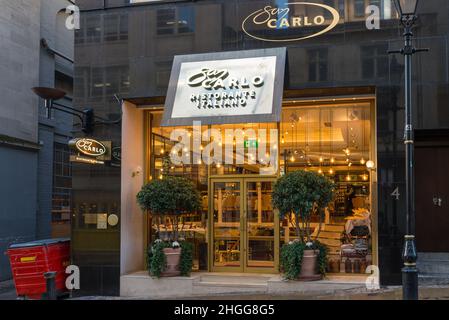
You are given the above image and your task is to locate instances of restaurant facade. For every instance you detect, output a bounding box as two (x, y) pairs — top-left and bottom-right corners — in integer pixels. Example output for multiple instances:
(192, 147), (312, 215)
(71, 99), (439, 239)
(72, 0), (449, 296)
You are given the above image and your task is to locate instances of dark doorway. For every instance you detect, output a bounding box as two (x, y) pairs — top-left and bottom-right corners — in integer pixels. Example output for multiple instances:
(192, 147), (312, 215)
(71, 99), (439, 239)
(415, 130), (449, 252)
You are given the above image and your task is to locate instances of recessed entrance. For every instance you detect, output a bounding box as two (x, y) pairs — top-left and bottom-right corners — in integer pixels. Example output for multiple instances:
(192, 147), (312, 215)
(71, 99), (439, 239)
(210, 177), (279, 273)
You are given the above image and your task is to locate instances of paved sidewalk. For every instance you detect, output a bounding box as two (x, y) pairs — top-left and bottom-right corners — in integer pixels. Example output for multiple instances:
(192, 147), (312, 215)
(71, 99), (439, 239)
(73, 285), (449, 300)
(0, 280), (16, 300)
(3, 281), (449, 300)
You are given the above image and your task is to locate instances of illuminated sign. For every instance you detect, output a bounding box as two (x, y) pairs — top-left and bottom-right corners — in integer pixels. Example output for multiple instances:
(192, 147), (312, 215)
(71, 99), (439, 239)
(244, 139), (259, 148)
(69, 138), (112, 164)
(73, 138), (106, 157)
(163, 48), (286, 126)
(70, 155), (105, 165)
(242, 2), (340, 42)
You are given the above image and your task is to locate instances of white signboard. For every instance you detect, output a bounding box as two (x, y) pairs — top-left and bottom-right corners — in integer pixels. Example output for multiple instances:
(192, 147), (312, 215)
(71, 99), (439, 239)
(162, 48), (286, 126)
(171, 56), (276, 119)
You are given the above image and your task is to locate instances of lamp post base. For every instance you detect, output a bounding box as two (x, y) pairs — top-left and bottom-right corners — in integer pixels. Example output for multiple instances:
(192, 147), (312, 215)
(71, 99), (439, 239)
(402, 265), (419, 300)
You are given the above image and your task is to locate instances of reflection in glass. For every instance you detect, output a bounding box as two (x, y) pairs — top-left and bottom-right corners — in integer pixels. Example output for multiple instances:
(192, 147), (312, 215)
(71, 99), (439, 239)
(213, 182), (241, 267)
(246, 181), (274, 268)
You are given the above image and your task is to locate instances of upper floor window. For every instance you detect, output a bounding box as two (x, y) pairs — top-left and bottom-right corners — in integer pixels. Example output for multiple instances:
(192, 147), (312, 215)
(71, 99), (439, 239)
(86, 65), (130, 102)
(104, 14), (128, 42)
(351, 0), (393, 20)
(76, 14), (129, 44)
(361, 44), (388, 79)
(354, 0), (366, 17)
(322, 0), (344, 19)
(156, 7), (195, 35)
(308, 48), (328, 82)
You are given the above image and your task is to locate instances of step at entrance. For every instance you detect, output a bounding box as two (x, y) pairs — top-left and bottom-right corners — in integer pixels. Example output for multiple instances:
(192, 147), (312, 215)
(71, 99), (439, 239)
(417, 252), (449, 284)
(195, 273), (271, 287)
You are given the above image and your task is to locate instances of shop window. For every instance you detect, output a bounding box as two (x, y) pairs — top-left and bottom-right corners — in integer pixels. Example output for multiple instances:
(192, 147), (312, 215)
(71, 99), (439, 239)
(361, 44), (388, 79)
(145, 98), (374, 274)
(52, 143), (72, 238)
(156, 7), (195, 35)
(280, 101), (374, 273)
(308, 48), (328, 82)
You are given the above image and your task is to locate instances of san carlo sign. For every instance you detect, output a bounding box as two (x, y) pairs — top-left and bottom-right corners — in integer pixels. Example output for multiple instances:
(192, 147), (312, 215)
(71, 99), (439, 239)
(162, 48), (286, 126)
(72, 138), (107, 157)
(242, 2), (340, 42)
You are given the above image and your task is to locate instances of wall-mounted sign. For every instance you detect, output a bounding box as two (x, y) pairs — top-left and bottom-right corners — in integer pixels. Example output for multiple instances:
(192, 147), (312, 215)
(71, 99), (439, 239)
(242, 2), (340, 42)
(74, 138), (106, 157)
(107, 214), (119, 227)
(244, 139), (259, 148)
(162, 48), (286, 126)
(70, 155), (105, 165)
(97, 213), (108, 230)
(69, 138), (112, 164)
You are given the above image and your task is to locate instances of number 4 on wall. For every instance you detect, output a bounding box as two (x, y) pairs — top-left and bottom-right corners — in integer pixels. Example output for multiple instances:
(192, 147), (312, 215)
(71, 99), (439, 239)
(391, 187), (400, 200)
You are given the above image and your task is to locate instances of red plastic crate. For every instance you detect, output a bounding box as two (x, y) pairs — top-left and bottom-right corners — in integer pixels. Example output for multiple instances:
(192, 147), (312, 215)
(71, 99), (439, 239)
(7, 238), (70, 299)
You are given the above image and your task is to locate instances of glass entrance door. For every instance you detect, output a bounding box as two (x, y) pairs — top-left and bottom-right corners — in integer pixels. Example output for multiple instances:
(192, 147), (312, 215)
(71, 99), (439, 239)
(210, 178), (278, 272)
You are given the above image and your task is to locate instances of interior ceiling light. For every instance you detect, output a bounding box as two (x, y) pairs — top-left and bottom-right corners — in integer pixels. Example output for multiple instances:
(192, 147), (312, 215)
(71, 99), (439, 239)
(289, 112), (299, 122)
(366, 160), (375, 170)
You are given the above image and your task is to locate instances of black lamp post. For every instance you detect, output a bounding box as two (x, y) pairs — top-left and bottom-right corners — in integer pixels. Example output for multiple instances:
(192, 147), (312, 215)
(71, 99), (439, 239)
(389, 0), (428, 300)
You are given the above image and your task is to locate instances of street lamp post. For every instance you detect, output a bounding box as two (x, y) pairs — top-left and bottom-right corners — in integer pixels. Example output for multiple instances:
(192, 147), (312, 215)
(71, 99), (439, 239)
(389, 0), (428, 300)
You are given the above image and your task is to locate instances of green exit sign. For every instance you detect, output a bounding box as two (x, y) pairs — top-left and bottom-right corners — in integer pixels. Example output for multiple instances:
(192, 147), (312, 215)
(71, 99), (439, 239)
(244, 140), (258, 148)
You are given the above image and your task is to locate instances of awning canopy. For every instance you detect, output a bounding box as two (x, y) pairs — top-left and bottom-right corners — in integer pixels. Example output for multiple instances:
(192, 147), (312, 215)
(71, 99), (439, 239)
(162, 47), (286, 127)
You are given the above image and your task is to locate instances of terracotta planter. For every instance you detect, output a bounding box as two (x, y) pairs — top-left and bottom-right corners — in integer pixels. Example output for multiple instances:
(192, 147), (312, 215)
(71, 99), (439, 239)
(299, 249), (322, 281)
(160, 247), (181, 277)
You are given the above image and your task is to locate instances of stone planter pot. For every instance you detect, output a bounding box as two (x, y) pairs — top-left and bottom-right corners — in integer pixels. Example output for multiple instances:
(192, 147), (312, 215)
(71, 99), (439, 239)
(161, 247), (181, 277)
(299, 249), (322, 281)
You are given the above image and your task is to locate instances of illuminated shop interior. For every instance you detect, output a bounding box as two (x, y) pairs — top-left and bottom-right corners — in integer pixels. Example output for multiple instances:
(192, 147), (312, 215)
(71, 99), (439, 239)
(145, 97), (375, 274)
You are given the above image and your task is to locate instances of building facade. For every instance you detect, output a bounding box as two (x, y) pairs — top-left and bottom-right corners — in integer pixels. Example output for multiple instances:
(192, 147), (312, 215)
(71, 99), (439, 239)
(73, 0), (449, 296)
(0, 0), (74, 281)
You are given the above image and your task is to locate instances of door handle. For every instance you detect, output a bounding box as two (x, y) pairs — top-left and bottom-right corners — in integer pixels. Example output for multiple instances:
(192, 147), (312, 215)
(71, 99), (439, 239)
(433, 196), (442, 207)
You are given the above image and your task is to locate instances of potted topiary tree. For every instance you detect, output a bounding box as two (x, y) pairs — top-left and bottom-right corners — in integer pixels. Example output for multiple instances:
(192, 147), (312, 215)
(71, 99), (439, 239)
(272, 170), (334, 281)
(137, 175), (200, 277)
